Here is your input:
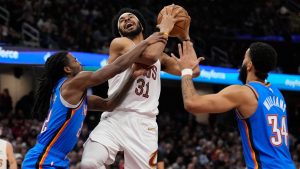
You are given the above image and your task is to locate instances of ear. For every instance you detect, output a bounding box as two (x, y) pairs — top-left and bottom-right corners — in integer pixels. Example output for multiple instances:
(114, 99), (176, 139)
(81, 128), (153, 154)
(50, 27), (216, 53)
(140, 23), (144, 31)
(247, 61), (253, 71)
(64, 66), (71, 74)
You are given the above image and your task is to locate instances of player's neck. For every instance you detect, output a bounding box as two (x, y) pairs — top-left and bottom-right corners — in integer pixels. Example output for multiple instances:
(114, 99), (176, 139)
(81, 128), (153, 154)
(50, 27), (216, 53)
(127, 33), (143, 44)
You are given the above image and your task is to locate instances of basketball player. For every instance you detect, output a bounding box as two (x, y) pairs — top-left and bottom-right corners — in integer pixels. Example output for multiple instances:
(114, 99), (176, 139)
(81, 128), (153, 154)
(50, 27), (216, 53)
(81, 6), (199, 169)
(173, 41), (296, 169)
(21, 32), (166, 169)
(0, 138), (17, 169)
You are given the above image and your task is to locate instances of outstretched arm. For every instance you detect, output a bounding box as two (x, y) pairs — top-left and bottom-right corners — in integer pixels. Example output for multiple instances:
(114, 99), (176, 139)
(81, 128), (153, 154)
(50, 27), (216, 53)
(173, 41), (244, 114)
(61, 33), (166, 106)
(87, 66), (137, 111)
(71, 32), (166, 90)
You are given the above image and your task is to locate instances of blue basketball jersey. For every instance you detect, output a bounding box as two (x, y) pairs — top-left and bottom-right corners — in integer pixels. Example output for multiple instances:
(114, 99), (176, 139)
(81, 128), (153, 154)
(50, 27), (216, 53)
(236, 82), (295, 169)
(22, 77), (87, 169)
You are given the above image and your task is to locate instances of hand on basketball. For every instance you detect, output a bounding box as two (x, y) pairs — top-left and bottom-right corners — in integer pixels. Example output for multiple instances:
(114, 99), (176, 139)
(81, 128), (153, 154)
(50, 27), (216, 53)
(171, 41), (205, 70)
(178, 15), (191, 41)
(157, 4), (186, 35)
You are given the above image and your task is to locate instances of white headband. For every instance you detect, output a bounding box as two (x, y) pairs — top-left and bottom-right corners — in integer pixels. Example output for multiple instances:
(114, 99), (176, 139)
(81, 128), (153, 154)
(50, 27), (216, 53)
(117, 12), (140, 30)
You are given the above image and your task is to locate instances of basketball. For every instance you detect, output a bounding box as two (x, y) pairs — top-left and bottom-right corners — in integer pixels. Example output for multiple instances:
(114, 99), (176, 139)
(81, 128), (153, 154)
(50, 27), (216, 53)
(157, 4), (190, 40)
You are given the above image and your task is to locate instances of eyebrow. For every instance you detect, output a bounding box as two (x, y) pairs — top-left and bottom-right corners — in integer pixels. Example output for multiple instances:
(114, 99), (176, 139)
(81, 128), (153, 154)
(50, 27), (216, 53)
(119, 13), (135, 20)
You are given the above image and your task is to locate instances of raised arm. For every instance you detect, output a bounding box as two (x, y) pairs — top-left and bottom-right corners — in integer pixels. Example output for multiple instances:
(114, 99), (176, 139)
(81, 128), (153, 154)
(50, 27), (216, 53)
(61, 33), (166, 106)
(71, 32), (166, 90)
(160, 52), (200, 77)
(173, 41), (256, 116)
(6, 142), (17, 169)
(139, 5), (182, 65)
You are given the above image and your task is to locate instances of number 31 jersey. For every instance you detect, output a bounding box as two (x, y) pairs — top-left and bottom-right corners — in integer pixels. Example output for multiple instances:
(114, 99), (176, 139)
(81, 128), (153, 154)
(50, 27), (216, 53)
(236, 82), (295, 169)
(105, 60), (161, 116)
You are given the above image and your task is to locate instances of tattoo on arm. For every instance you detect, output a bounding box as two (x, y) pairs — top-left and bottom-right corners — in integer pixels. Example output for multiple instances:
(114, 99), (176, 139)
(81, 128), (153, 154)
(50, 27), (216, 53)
(182, 76), (197, 100)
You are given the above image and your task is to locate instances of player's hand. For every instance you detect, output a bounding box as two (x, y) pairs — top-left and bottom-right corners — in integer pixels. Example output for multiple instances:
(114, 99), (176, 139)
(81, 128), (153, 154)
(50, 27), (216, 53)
(131, 63), (148, 78)
(144, 32), (168, 45)
(157, 4), (185, 35)
(171, 41), (205, 71)
(178, 15), (191, 41)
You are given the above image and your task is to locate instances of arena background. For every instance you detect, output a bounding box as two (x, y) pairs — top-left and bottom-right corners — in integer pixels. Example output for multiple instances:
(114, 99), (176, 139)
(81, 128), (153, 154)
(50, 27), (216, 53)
(0, 0), (299, 168)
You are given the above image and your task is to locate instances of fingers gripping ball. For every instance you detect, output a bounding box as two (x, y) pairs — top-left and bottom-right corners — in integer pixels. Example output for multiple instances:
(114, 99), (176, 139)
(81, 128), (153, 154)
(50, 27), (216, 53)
(157, 4), (190, 39)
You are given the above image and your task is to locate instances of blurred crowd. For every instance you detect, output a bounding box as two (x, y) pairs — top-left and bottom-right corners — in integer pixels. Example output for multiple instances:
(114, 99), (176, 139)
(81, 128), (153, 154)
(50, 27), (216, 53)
(0, 89), (300, 169)
(0, 0), (300, 74)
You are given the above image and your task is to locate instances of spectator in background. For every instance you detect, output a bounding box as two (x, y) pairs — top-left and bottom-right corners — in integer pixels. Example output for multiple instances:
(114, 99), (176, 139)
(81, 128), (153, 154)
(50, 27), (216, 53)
(15, 91), (34, 118)
(0, 89), (13, 114)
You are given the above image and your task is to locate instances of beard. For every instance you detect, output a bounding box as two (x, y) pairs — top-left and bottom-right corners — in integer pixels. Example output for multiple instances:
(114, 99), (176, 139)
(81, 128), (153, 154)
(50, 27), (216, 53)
(238, 64), (248, 84)
(119, 24), (142, 38)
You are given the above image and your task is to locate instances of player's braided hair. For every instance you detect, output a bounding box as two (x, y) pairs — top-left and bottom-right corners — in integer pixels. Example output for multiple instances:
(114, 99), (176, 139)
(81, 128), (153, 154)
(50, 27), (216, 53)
(32, 51), (69, 120)
(112, 8), (147, 37)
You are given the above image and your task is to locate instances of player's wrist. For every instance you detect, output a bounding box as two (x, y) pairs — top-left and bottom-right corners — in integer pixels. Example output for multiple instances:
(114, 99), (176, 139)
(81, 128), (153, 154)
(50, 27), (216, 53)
(181, 68), (193, 77)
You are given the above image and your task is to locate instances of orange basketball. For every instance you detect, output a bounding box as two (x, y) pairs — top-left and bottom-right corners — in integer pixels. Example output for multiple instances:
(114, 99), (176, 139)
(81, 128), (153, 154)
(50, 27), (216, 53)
(157, 4), (190, 40)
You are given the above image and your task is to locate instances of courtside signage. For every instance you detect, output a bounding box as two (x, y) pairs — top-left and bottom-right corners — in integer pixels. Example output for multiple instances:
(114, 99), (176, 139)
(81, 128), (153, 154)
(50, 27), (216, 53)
(0, 50), (299, 91)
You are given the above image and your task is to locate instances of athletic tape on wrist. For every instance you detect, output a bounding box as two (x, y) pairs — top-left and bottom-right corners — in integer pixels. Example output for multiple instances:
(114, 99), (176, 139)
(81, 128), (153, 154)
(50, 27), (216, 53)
(181, 68), (193, 76)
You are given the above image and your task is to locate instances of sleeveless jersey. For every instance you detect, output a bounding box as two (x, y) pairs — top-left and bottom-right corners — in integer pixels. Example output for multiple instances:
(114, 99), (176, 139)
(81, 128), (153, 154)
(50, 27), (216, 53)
(103, 60), (161, 116)
(0, 139), (7, 169)
(236, 82), (295, 169)
(36, 77), (87, 157)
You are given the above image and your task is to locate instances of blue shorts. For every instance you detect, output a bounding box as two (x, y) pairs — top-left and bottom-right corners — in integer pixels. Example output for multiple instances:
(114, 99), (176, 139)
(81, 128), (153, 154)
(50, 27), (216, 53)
(22, 143), (70, 169)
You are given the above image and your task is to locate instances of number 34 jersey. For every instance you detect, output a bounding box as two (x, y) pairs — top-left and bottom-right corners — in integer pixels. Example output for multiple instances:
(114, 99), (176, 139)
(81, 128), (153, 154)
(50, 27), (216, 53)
(236, 82), (295, 169)
(105, 60), (161, 116)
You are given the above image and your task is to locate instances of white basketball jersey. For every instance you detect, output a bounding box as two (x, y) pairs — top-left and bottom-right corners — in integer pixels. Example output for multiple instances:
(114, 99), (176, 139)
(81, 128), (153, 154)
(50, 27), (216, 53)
(0, 139), (7, 169)
(104, 60), (161, 116)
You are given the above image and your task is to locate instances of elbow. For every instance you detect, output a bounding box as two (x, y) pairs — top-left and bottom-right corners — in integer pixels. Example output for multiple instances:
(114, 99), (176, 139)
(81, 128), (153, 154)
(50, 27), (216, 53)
(183, 98), (202, 115)
(105, 102), (116, 112)
(184, 99), (196, 114)
(139, 53), (159, 66)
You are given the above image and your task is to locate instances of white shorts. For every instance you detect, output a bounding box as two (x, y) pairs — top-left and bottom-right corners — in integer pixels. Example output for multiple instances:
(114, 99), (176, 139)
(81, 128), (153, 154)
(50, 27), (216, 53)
(87, 111), (158, 169)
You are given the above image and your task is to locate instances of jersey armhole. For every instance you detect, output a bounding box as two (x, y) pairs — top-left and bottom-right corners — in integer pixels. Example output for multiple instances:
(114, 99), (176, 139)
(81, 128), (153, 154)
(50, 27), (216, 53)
(245, 84), (259, 100)
(235, 84), (258, 120)
(59, 80), (86, 109)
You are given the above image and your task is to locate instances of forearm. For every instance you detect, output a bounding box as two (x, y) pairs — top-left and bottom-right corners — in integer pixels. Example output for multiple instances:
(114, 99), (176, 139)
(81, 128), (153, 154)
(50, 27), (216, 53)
(9, 161), (17, 169)
(89, 69), (134, 111)
(113, 40), (148, 70)
(106, 69), (134, 110)
(141, 41), (166, 63)
(181, 75), (198, 112)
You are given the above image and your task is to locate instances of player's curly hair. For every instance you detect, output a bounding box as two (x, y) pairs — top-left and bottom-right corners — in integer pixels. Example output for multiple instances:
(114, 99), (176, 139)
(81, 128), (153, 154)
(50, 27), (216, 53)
(112, 8), (147, 37)
(249, 42), (278, 80)
(32, 51), (69, 120)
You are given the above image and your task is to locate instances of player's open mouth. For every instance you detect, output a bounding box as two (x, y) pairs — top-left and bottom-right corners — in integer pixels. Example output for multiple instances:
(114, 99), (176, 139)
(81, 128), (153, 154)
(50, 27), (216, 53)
(125, 22), (134, 29)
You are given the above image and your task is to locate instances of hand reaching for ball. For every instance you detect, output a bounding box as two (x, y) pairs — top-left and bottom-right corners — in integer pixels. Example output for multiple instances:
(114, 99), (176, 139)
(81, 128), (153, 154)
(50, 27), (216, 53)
(156, 4), (183, 36)
(157, 4), (191, 41)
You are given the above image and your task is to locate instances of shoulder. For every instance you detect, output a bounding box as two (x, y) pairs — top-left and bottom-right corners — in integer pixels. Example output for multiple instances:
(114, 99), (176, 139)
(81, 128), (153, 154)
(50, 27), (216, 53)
(109, 37), (135, 63)
(219, 85), (254, 101)
(110, 37), (134, 50)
